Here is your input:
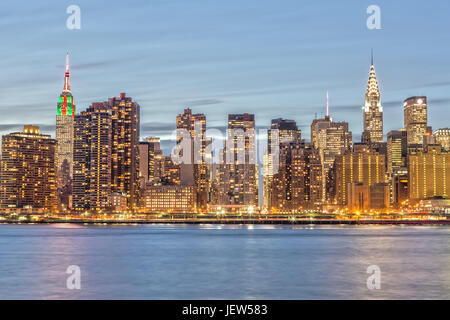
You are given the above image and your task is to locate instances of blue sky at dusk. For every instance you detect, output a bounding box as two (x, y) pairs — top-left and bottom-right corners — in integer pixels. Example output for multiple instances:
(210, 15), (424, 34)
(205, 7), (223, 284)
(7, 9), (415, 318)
(0, 0), (449, 152)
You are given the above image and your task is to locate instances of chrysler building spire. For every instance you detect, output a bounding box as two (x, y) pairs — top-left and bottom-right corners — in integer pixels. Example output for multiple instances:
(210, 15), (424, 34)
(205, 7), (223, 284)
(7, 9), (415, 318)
(362, 51), (384, 144)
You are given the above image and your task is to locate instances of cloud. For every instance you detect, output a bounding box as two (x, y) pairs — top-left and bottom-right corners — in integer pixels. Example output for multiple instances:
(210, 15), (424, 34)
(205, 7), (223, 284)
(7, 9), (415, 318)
(185, 99), (223, 107)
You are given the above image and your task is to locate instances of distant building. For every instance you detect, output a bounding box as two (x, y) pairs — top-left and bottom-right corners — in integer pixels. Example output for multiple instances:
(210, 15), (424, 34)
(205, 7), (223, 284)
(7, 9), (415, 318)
(408, 145), (450, 202)
(138, 137), (162, 189)
(0, 126), (57, 212)
(264, 118), (302, 210)
(176, 108), (209, 211)
(72, 103), (112, 212)
(311, 111), (352, 202)
(392, 168), (408, 208)
(110, 192), (128, 212)
(108, 93), (140, 209)
(138, 142), (149, 188)
(332, 144), (386, 206)
(56, 54), (75, 209)
(362, 55), (384, 144)
(270, 141), (322, 213)
(433, 128), (450, 152)
(144, 185), (197, 213)
(153, 154), (181, 185)
(348, 183), (389, 212)
(214, 114), (258, 212)
(387, 130), (408, 175)
(404, 96), (428, 145)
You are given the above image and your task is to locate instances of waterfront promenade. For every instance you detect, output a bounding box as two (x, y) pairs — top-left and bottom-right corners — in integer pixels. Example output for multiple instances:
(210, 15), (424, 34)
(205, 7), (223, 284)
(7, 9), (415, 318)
(1, 212), (449, 225)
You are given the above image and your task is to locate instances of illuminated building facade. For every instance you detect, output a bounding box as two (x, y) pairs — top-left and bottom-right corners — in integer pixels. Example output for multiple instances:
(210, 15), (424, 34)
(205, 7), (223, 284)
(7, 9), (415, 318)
(108, 93), (140, 209)
(408, 145), (450, 201)
(332, 144), (386, 206)
(264, 118), (302, 210)
(392, 168), (408, 207)
(270, 141), (322, 212)
(72, 103), (112, 212)
(153, 154), (181, 185)
(144, 185), (197, 213)
(0, 126), (57, 212)
(433, 128), (450, 152)
(56, 54), (75, 209)
(312, 115), (352, 202)
(387, 130), (408, 175)
(362, 56), (384, 144)
(348, 183), (389, 212)
(138, 138), (161, 188)
(176, 108), (209, 211)
(404, 96), (428, 145)
(215, 114), (258, 212)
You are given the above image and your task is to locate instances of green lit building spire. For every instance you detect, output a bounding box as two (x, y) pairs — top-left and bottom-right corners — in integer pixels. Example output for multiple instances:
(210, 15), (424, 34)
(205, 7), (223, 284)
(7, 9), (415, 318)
(57, 53), (75, 116)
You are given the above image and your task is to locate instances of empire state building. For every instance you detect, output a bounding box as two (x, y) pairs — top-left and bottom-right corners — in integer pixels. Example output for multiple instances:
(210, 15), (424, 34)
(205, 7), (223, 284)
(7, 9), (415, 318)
(56, 53), (75, 207)
(362, 54), (383, 144)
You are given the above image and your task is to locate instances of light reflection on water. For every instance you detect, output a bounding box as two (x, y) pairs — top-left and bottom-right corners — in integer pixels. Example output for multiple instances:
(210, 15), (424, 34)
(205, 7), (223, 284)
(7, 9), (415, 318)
(0, 224), (449, 299)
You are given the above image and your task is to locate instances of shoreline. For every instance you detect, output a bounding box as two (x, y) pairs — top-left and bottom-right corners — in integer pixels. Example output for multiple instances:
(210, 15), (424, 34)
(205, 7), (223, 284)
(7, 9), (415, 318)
(1, 219), (450, 225)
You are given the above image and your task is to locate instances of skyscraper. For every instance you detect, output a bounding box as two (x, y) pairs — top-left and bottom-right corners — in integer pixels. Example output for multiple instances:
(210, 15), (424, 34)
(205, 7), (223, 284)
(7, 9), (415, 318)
(270, 141), (322, 212)
(176, 108), (209, 211)
(215, 114), (258, 212)
(362, 54), (383, 144)
(332, 144), (386, 206)
(408, 145), (449, 201)
(72, 103), (112, 212)
(108, 93), (140, 209)
(433, 128), (450, 152)
(56, 54), (75, 208)
(311, 99), (352, 203)
(387, 129), (408, 175)
(0, 126), (57, 212)
(264, 118), (302, 210)
(404, 96), (428, 146)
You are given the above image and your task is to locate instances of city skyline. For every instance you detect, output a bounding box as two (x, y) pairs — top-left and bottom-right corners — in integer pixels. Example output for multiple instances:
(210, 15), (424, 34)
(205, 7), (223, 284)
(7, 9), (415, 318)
(1, 1), (450, 153)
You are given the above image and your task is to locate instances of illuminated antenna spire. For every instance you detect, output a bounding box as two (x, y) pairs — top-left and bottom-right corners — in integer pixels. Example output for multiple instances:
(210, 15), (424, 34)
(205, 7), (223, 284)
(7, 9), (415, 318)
(63, 52), (71, 92)
(326, 90), (329, 118)
(371, 49), (374, 66)
(66, 52), (70, 73)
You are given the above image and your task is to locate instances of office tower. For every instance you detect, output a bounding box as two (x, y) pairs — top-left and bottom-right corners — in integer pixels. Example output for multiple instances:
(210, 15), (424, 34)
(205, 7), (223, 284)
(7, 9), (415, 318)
(311, 111), (352, 202)
(138, 137), (162, 188)
(176, 108), (209, 211)
(404, 96), (428, 145)
(408, 145), (450, 201)
(310, 93), (353, 202)
(138, 138), (161, 188)
(387, 130), (408, 175)
(264, 118), (302, 210)
(392, 168), (408, 208)
(362, 55), (383, 144)
(270, 141), (322, 213)
(433, 128), (450, 151)
(56, 54), (75, 209)
(144, 185), (197, 213)
(332, 144), (386, 206)
(0, 126), (57, 212)
(215, 114), (258, 212)
(153, 154), (181, 185)
(108, 93), (140, 209)
(146, 137), (161, 182)
(311, 91), (331, 150)
(72, 103), (112, 212)
(138, 142), (149, 188)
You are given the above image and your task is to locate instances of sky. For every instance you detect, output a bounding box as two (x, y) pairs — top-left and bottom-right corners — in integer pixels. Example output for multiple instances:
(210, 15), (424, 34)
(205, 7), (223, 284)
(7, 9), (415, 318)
(0, 0), (449, 153)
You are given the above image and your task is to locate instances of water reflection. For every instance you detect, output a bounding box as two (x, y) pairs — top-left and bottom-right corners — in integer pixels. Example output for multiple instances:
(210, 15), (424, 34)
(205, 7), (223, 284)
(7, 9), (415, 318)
(0, 224), (449, 299)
